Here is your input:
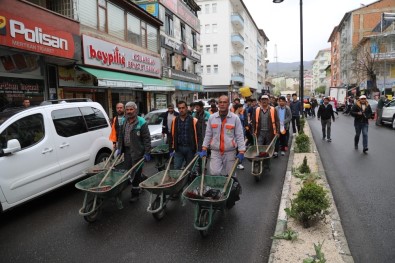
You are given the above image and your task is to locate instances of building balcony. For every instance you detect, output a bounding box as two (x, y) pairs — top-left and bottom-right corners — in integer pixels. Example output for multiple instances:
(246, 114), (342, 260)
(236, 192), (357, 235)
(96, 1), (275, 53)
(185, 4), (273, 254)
(231, 72), (244, 83)
(231, 12), (244, 30)
(231, 53), (244, 66)
(231, 33), (244, 48)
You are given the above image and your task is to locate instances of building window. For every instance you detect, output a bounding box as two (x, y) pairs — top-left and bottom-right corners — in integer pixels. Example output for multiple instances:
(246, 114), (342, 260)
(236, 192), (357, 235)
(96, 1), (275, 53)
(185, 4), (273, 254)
(192, 31), (197, 49)
(181, 23), (186, 42)
(206, 45), (210, 54)
(212, 3), (217, 13)
(214, 65), (218, 74)
(200, 45), (203, 52)
(205, 24), (210, 34)
(108, 2), (124, 39)
(98, 1), (107, 32)
(207, 65), (211, 74)
(205, 4), (210, 14)
(165, 13), (174, 36)
(212, 24), (217, 33)
(141, 22), (147, 48)
(213, 44), (218, 53)
(200, 65), (204, 74)
(147, 24), (158, 52)
(127, 13), (141, 46)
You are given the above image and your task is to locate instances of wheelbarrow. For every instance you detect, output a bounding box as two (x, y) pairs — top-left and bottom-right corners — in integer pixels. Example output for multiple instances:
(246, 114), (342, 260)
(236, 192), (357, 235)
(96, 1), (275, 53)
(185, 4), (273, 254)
(75, 158), (144, 223)
(244, 135), (277, 182)
(139, 155), (199, 220)
(150, 140), (169, 171)
(83, 149), (124, 176)
(182, 157), (239, 237)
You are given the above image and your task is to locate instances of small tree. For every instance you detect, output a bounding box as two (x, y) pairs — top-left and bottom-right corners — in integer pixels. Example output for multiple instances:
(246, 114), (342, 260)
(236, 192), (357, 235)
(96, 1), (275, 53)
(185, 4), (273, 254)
(314, 86), (326, 95)
(299, 156), (311, 174)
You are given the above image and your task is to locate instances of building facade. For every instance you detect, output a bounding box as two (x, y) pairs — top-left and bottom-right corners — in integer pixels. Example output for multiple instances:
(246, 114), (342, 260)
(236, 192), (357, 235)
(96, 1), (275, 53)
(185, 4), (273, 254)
(196, 0), (269, 100)
(328, 26), (341, 88)
(312, 48), (331, 92)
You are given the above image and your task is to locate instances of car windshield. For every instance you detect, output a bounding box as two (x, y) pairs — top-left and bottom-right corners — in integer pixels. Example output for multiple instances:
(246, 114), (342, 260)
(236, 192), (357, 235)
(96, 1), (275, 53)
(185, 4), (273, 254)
(144, 112), (164, 125)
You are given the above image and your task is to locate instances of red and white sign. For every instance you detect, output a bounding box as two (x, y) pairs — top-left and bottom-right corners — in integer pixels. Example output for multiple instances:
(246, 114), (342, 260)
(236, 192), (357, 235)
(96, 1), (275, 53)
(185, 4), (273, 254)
(82, 35), (161, 78)
(0, 12), (75, 59)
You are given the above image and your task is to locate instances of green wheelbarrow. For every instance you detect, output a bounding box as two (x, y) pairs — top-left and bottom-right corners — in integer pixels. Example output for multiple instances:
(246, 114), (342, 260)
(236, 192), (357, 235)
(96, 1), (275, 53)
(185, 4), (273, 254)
(182, 157), (238, 237)
(150, 141), (169, 171)
(140, 155), (198, 221)
(75, 158), (144, 223)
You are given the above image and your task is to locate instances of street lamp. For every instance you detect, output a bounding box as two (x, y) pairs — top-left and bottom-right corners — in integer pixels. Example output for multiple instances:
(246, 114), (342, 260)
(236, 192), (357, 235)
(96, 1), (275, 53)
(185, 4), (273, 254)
(273, 0), (304, 105)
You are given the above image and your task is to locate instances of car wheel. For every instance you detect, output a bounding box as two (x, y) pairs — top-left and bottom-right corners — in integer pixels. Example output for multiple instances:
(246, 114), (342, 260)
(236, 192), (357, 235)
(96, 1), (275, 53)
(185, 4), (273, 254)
(95, 151), (111, 165)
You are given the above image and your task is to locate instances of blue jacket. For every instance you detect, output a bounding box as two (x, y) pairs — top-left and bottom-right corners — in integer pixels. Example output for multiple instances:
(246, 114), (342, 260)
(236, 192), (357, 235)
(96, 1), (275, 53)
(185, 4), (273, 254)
(290, 100), (302, 116)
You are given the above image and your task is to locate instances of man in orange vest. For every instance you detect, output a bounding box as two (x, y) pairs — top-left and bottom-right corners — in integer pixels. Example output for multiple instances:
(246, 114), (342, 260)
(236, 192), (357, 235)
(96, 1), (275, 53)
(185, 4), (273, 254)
(252, 95), (280, 171)
(168, 100), (199, 170)
(109, 102), (125, 149)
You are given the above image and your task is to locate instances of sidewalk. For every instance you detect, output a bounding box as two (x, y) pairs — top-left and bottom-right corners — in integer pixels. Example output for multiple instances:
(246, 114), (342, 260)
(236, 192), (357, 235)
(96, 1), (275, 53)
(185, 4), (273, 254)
(268, 121), (354, 262)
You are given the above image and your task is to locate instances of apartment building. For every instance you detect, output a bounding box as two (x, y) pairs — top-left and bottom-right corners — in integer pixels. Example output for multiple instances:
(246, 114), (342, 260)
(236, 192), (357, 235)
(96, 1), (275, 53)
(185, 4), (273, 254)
(312, 48), (331, 92)
(329, 0), (395, 96)
(196, 0), (269, 99)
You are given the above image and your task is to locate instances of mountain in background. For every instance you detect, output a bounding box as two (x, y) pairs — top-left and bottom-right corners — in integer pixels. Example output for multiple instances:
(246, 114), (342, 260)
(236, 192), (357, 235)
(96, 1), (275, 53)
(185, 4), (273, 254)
(268, 61), (313, 77)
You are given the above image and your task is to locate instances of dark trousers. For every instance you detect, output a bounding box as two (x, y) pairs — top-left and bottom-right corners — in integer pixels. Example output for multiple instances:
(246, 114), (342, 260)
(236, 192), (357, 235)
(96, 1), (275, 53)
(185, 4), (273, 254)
(321, 119), (332, 139)
(174, 145), (194, 170)
(124, 147), (143, 193)
(291, 116), (300, 134)
(354, 123), (369, 149)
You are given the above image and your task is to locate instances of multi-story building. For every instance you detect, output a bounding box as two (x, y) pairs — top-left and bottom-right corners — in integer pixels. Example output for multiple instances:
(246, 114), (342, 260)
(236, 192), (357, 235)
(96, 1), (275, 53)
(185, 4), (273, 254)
(328, 26), (341, 88)
(329, 0), (395, 95)
(312, 48), (331, 92)
(303, 72), (314, 96)
(135, 0), (202, 106)
(196, 0), (269, 99)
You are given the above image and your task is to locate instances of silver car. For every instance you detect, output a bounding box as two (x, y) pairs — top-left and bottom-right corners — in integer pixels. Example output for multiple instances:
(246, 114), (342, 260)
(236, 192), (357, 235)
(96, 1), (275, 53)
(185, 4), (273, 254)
(367, 99), (378, 119)
(144, 108), (178, 147)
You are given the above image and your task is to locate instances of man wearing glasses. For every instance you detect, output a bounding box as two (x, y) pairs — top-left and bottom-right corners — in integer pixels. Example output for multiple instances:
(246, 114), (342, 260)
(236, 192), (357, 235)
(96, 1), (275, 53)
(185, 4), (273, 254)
(351, 95), (373, 153)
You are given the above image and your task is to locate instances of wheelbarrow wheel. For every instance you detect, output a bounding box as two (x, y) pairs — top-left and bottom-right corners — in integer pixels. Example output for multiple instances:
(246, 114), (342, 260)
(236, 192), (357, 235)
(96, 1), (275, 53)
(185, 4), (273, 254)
(151, 196), (166, 221)
(84, 198), (103, 223)
(198, 209), (209, 238)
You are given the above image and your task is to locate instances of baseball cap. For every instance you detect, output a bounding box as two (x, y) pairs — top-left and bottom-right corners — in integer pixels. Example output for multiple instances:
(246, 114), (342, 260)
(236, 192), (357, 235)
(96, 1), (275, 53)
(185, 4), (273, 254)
(359, 95), (367, 99)
(260, 95), (269, 100)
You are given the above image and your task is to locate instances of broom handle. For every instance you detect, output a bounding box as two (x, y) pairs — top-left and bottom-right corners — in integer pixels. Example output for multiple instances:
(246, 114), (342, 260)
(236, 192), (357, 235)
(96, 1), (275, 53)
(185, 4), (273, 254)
(98, 154), (121, 186)
(103, 149), (115, 169)
(199, 156), (206, 196)
(160, 155), (173, 184)
(113, 157), (145, 187)
(222, 158), (239, 193)
(175, 154), (199, 184)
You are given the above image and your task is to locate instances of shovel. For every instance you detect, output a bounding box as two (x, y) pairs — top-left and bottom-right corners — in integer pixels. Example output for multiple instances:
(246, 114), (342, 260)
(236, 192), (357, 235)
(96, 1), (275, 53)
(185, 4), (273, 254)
(102, 149), (115, 169)
(221, 157), (240, 195)
(199, 156), (207, 196)
(256, 135), (278, 158)
(160, 155), (173, 185)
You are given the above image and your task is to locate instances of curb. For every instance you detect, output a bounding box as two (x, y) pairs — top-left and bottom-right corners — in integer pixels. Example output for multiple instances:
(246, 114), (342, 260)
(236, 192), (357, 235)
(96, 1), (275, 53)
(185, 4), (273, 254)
(268, 122), (354, 263)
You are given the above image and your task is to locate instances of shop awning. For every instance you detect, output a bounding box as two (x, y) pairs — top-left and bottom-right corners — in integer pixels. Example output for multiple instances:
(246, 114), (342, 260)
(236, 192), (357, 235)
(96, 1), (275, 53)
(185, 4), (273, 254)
(78, 66), (175, 91)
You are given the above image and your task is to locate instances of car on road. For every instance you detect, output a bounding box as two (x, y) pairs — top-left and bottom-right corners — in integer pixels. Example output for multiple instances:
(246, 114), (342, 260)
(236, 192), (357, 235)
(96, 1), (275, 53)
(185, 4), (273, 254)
(0, 99), (113, 212)
(144, 108), (176, 147)
(367, 99), (378, 119)
(381, 99), (395, 129)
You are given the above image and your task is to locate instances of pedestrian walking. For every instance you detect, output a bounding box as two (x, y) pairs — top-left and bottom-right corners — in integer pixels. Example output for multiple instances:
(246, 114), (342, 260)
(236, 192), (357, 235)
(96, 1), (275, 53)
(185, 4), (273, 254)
(289, 93), (302, 135)
(351, 95), (372, 153)
(192, 101), (210, 173)
(109, 102), (125, 149)
(252, 95), (279, 171)
(275, 96), (292, 156)
(208, 99), (218, 114)
(117, 102), (151, 202)
(161, 103), (179, 143)
(317, 97), (335, 142)
(199, 95), (245, 177)
(168, 101), (199, 170)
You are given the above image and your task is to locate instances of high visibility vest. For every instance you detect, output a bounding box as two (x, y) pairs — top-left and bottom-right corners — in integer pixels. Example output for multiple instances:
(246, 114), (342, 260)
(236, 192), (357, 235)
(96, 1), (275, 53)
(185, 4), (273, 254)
(171, 116), (198, 149)
(255, 106), (277, 135)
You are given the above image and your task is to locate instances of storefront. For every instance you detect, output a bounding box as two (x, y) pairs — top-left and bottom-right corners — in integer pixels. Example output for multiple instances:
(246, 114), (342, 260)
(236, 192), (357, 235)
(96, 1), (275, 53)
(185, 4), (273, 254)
(0, 1), (80, 110)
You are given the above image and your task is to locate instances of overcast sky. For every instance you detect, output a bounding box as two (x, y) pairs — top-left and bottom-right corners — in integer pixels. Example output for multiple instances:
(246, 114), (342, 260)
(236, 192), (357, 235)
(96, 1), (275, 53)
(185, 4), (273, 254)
(243, 0), (376, 63)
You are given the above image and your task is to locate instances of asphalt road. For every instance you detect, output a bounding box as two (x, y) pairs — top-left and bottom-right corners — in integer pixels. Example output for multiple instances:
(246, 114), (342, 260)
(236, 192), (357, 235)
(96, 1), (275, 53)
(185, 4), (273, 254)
(0, 150), (288, 262)
(308, 113), (395, 263)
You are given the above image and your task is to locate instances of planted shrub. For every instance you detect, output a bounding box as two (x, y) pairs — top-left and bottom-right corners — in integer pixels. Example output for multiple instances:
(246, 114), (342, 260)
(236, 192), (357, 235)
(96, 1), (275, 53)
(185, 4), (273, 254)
(295, 133), (310, 153)
(285, 182), (330, 228)
(299, 156), (311, 174)
(299, 118), (306, 134)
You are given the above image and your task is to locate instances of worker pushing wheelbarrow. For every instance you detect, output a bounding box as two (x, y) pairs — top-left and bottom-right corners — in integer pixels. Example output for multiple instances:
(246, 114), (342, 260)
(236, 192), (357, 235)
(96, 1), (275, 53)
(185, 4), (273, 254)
(75, 157), (145, 223)
(139, 154), (199, 220)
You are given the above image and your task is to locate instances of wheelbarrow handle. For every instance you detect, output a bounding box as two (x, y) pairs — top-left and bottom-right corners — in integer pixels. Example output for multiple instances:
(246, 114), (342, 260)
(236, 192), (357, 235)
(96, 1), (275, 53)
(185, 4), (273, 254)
(222, 157), (240, 193)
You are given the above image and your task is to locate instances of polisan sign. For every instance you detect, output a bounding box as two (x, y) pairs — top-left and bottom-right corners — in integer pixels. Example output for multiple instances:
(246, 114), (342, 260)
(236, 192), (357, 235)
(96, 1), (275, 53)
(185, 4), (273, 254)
(0, 12), (75, 59)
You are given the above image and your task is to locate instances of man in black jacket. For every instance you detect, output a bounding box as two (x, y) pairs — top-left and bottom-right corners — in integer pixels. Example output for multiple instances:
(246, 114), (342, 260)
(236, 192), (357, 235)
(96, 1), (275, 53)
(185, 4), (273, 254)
(161, 103), (179, 143)
(317, 97), (335, 142)
(289, 93), (302, 135)
(351, 95), (372, 153)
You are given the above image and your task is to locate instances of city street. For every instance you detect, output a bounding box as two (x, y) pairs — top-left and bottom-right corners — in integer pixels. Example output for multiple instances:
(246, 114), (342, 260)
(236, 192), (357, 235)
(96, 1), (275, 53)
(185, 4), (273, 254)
(0, 153), (288, 262)
(308, 114), (395, 263)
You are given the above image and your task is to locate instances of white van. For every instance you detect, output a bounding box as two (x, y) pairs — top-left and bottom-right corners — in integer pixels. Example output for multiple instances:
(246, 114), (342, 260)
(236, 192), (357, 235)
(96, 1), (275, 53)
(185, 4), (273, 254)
(0, 99), (112, 212)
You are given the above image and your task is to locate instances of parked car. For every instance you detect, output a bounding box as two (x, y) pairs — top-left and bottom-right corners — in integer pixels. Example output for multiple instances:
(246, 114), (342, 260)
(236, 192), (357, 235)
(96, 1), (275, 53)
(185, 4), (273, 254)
(144, 108), (177, 147)
(0, 99), (113, 212)
(381, 99), (395, 129)
(367, 99), (378, 119)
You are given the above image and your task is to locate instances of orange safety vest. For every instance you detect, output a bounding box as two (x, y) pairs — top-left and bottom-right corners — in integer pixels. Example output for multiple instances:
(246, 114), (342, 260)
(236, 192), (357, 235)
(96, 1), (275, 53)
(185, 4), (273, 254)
(109, 117), (118, 143)
(171, 116), (198, 149)
(255, 106), (277, 135)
